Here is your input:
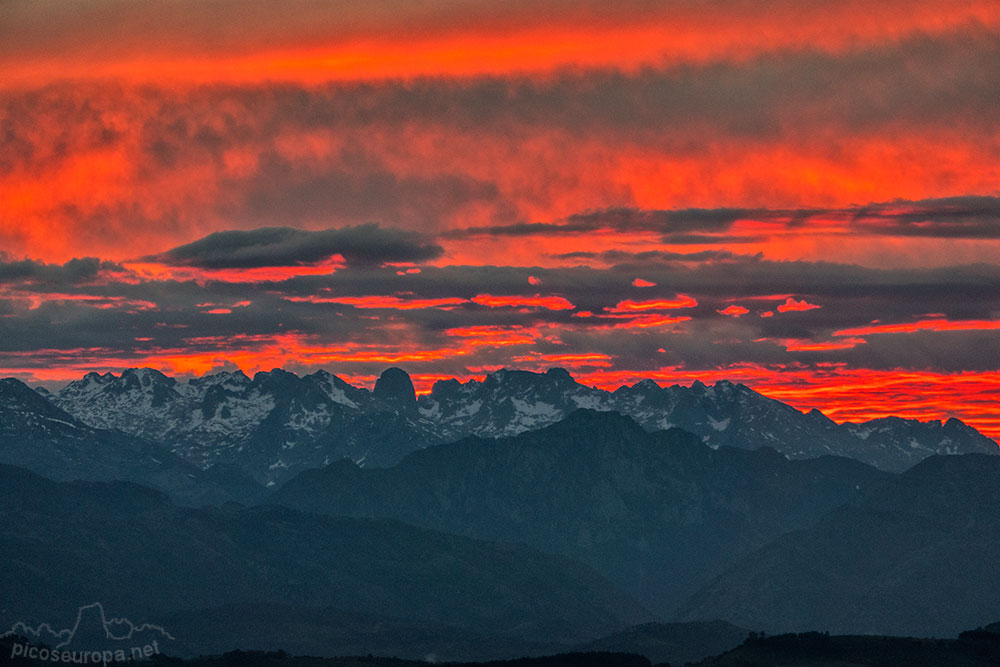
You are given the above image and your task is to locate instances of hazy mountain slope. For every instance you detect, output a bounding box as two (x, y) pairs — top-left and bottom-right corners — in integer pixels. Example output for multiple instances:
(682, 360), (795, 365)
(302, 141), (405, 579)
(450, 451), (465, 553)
(0, 464), (650, 650)
(273, 409), (891, 616)
(680, 453), (1000, 637)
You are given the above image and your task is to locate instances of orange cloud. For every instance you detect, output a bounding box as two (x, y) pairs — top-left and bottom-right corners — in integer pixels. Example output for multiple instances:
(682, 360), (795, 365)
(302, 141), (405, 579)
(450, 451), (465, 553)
(609, 315), (691, 330)
(4, 1), (998, 86)
(570, 314), (693, 330)
(472, 294), (575, 311)
(444, 325), (540, 347)
(0, 333), (491, 381)
(125, 259), (347, 284)
(513, 353), (613, 368)
(0, 290), (158, 312)
(5, 81), (1000, 267)
(717, 305), (749, 317)
(834, 318), (1000, 337)
(2, 2), (998, 444)
(608, 296), (698, 312)
(777, 298), (821, 313)
(760, 337), (868, 352)
(284, 295), (468, 310)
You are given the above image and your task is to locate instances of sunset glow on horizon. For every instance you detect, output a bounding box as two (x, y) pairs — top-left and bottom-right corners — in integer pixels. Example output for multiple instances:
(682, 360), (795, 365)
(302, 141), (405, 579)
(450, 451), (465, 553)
(1, 1), (998, 441)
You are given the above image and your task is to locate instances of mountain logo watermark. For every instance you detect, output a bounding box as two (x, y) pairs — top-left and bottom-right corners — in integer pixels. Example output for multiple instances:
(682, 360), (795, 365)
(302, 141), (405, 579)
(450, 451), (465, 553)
(2, 602), (174, 664)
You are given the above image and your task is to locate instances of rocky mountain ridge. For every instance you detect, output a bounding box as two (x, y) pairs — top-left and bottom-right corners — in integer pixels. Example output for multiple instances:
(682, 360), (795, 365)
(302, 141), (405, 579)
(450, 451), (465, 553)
(36, 367), (997, 483)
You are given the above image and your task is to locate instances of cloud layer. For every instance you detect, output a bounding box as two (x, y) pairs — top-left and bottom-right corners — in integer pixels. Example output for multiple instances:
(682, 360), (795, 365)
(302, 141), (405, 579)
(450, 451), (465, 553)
(2, 27), (999, 263)
(1, 225), (998, 437)
(2, 1), (998, 437)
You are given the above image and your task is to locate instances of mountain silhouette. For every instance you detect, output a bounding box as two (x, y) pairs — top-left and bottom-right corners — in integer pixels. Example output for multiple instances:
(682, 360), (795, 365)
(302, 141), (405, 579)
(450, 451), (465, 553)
(273, 409), (890, 616)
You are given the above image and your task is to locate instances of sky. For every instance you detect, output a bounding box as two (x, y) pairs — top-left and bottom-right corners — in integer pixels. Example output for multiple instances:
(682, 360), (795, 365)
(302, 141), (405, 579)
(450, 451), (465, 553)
(1, 0), (999, 438)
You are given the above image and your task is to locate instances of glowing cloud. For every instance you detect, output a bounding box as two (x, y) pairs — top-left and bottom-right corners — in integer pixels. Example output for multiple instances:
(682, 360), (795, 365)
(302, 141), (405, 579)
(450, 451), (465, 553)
(1, 0), (998, 443)
(717, 305), (749, 317)
(608, 296), (698, 312)
(284, 295), (468, 310)
(834, 318), (1000, 337)
(472, 294), (575, 311)
(777, 298), (822, 313)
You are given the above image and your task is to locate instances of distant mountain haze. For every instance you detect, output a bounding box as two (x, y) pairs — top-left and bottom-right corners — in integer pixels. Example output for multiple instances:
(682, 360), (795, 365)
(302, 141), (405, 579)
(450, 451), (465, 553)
(273, 409), (892, 616)
(0, 463), (650, 656)
(680, 453), (1000, 636)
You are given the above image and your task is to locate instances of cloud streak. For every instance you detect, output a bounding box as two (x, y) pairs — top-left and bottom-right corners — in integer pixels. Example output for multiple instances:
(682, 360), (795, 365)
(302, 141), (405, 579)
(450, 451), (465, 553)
(4, 0), (997, 85)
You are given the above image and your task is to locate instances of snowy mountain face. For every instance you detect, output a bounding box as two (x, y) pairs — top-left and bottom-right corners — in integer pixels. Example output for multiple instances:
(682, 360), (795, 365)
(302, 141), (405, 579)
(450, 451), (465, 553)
(50, 368), (437, 485)
(41, 367), (1000, 484)
(54, 368), (274, 458)
(417, 368), (607, 439)
(418, 370), (998, 471)
(0, 378), (257, 505)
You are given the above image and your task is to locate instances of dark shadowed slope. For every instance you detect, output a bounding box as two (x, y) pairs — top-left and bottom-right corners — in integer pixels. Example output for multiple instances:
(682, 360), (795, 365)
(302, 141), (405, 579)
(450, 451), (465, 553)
(273, 409), (891, 616)
(681, 453), (1000, 637)
(0, 464), (650, 656)
(695, 631), (1000, 667)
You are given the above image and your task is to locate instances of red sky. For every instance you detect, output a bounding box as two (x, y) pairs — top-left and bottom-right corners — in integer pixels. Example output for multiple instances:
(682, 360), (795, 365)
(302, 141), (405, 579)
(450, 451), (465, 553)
(1, 0), (998, 439)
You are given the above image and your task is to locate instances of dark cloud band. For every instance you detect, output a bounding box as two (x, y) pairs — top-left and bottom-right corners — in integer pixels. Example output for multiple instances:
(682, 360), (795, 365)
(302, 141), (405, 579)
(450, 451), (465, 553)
(147, 224), (444, 268)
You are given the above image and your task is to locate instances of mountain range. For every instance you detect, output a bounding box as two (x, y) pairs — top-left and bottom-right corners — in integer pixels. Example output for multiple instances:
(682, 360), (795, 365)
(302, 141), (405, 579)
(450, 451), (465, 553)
(44, 367), (435, 486)
(4, 365), (1000, 655)
(21, 366), (996, 489)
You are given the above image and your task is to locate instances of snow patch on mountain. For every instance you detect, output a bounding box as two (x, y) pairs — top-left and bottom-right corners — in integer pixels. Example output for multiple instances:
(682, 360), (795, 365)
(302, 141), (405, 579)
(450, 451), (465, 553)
(708, 416), (731, 432)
